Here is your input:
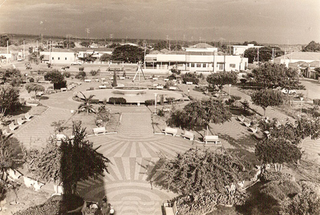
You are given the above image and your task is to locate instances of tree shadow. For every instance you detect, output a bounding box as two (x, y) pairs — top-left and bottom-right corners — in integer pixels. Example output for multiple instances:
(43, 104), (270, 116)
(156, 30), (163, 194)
(10, 105), (32, 116)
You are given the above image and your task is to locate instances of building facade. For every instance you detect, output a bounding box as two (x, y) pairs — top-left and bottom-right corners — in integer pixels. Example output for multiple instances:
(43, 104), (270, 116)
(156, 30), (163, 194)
(232, 44), (263, 56)
(40, 51), (76, 64)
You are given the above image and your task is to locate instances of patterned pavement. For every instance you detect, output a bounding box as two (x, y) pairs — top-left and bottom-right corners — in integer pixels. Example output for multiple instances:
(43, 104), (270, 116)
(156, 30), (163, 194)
(76, 108), (203, 215)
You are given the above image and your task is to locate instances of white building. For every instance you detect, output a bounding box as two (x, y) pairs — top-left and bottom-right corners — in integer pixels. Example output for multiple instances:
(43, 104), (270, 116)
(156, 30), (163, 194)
(74, 48), (113, 59)
(232, 44), (263, 56)
(145, 44), (248, 72)
(40, 51), (75, 64)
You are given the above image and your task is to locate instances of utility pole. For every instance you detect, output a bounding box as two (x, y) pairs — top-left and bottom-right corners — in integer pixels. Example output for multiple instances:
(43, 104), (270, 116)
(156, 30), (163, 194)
(23, 40), (25, 59)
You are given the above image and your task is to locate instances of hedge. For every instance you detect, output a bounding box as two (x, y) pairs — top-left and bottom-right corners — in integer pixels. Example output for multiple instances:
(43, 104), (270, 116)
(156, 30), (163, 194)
(109, 97), (126, 105)
(145, 99), (155, 106)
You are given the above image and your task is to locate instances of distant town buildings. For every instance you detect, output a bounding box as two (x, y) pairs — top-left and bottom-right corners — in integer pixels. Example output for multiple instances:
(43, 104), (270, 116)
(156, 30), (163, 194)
(145, 43), (248, 72)
(232, 44), (263, 56)
(40, 51), (75, 64)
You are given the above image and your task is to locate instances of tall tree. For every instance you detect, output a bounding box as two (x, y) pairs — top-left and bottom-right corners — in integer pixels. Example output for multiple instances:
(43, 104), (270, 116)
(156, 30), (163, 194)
(244, 47), (284, 63)
(25, 83), (45, 101)
(0, 85), (20, 115)
(206, 71), (237, 91)
(167, 98), (232, 133)
(252, 63), (300, 89)
(251, 89), (283, 116)
(255, 138), (302, 171)
(44, 70), (65, 84)
(302, 41), (320, 52)
(111, 45), (144, 63)
(147, 148), (252, 214)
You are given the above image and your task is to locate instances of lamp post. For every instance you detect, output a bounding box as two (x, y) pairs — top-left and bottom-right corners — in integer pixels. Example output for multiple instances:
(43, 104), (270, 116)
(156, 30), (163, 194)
(154, 93), (157, 114)
(300, 97), (303, 114)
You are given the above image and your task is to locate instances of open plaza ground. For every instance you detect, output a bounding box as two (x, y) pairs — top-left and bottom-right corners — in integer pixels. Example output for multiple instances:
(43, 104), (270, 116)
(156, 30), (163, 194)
(1, 59), (320, 214)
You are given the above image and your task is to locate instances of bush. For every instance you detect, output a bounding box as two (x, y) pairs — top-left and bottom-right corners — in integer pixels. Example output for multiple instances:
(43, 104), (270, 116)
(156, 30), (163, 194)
(145, 99), (155, 106)
(157, 109), (165, 117)
(90, 99), (100, 104)
(79, 67), (84, 72)
(260, 171), (295, 182)
(53, 80), (67, 90)
(29, 77), (34, 82)
(181, 72), (199, 85)
(90, 69), (100, 76)
(63, 71), (71, 78)
(313, 99), (320, 105)
(75, 71), (86, 80)
(109, 97), (126, 105)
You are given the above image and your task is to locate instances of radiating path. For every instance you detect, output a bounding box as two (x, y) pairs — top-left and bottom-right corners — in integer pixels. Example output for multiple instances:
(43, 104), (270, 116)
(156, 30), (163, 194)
(76, 108), (203, 215)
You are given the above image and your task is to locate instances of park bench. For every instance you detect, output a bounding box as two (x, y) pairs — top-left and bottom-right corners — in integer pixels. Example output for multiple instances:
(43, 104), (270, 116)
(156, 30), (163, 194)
(84, 79), (92, 83)
(119, 77), (125, 80)
(249, 126), (258, 133)
(25, 112), (33, 121)
(169, 86), (177, 90)
(60, 87), (67, 92)
(163, 201), (178, 215)
(17, 117), (27, 125)
(164, 127), (178, 136)
(237, 115), (245, 123)
(2, 129), (12, 137)
(99, 85), (107, 89)
(204, 135), (221, 144)
(9, 122), (19, 131)
(164, 78), (169, 82)
(182, 130), (194, 141)
(156, 85), (164, 89)
(186, 82), (193, 85)
(93, 127), (106, 135)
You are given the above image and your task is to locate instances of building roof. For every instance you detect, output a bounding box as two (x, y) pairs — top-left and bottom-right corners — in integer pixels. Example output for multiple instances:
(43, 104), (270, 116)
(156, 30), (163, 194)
(72, 48), (114, 52)
(190, 43), (214, 48)
(277, 52), (320, 61)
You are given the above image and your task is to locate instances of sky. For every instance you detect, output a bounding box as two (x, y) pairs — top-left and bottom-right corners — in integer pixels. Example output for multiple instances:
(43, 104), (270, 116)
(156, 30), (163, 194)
(0, 0), (319, 44)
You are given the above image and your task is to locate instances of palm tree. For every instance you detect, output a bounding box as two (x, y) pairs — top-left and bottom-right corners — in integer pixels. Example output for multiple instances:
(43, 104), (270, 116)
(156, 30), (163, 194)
(77, 92), (96, 114)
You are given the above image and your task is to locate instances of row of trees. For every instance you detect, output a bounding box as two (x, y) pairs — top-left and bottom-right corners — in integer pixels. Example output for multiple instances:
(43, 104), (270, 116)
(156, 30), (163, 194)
(244, 46), (284, 63)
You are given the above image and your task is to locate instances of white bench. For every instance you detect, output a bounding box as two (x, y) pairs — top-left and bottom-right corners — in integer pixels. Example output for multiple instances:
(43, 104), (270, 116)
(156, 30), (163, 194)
(84, 79), (91, 82)
(182, 131), (194, 141)
(60, 88), (67, 92)
(17, 117), (27, 125)
(169, 86), (177, 90)
(119, 77), (125, 80)
(163, 201), (178, 215)
(9, 122), (19, 131)
(164, 78), (169, 82)
(186, 82), (193, 85)
(25, 112), (33, 121)
(93, 127), (106, 135)
(99, 85), (107, 89)
(204, 135), (221, 144)
(156, 85), (164, 89)
(164, 127), (178, 136)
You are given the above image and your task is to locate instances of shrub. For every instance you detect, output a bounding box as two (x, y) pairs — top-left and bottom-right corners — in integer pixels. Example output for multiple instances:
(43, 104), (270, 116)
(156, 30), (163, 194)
(63, 71), (71, 78)
(29, 77), (35, 82)
(145, 99), (155, 106)
(53, 81), (67, 90)
(313, 99), (320, 105)
(90, 69), (100, 76)
(181, 72), (199, 85)
(240, 78), (247, 84)
(157, 109), (165, 117)
(79, 67), (84, 72)
(90, 99), (100, 104)
(260, 171), (295, 182)
(109, 97), (126, 105)
(75, 71), (86, 80)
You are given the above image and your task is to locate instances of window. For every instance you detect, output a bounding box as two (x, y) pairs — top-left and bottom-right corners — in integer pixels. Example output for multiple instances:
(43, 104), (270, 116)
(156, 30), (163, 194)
(230, 64), (236, 68)
(196, 63), (201, 68)
(191, 63), (194, 67)
(65, 57), (67, 60)
(58, 57), (60, 60)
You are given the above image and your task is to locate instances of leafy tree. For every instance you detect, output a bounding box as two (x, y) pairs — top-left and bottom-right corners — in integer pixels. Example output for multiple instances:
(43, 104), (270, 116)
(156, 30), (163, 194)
(100, 53), (112, 62)
(77, 92), (96, 114)
(44, 70), (65, 84)
(0, 35), (10, 47)
(80, 41), (91, 47)
(51, 120), (68, 134)
(167, 98), (232, 133)
(0, 85), (20, 115)
(255, 138), (301, 171)
(25, 83), (45, 100)
(0, 68), (22, 87)
(111, 45), (144, 63)
(90, 69), (100, 76)
(252, 63), (300, 90)
(0, 131), (25, 200)
(60, 122), (110, 194)
(206, 71), (237, 91)
(251, 89), (283, 116)
(181, 72), (199, 85)
(302, 41), (320, 52)
(153, 40), (167, 51)
(63, 40), (75, 48)
(147, 148), (252, 214)
(244, 47), (284, 63)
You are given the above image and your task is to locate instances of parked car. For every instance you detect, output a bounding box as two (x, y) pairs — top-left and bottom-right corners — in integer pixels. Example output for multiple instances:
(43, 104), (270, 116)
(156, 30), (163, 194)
(71, 61), (82, 65)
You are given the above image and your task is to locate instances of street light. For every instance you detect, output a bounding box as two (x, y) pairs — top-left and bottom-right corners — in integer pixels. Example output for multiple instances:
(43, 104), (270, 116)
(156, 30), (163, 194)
(154, 93), (157, 114)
